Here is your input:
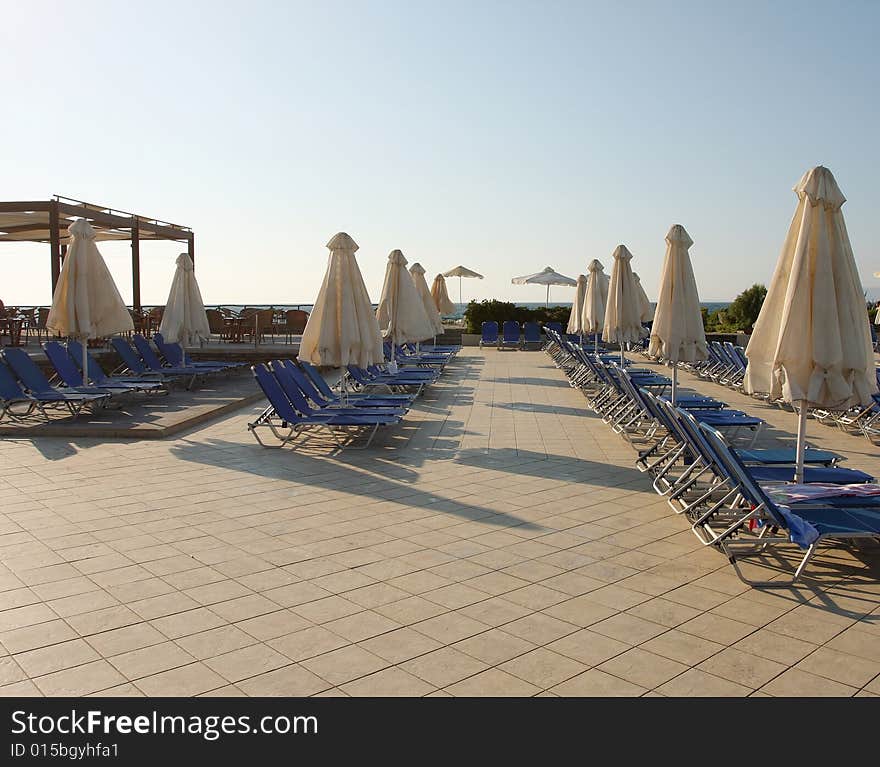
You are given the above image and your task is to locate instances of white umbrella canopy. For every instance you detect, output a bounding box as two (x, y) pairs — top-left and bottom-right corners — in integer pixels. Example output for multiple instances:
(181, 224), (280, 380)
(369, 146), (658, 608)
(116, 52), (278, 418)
(603, 245), (645, 359)
(46, 218), (134, 385)
(581, 259), (607, 341)
(158, 253), (210, 350)
(377, 250), (436, 345)
(511, 266), (577, 307)
(649, 224), (707, 363)
(633, 272), (654, 322)
(648, 224), (707, 403)
(567, 274), (588, 335)
(431, 274), (456, 315)
(743, 166), (878, 481)
(442, 265), (483, 310)
(409, 262), (444, 337)
(299, 232), (383, 369)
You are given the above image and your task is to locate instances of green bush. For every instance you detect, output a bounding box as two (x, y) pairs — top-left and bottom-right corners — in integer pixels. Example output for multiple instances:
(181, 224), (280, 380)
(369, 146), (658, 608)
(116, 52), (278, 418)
(463, 300), (571, 334)
(704, 284), (767, 333)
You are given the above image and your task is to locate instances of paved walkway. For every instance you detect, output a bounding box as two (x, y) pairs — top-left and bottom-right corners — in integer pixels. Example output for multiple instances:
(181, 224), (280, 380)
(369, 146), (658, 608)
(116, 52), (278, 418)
(0, 349), (878, 697)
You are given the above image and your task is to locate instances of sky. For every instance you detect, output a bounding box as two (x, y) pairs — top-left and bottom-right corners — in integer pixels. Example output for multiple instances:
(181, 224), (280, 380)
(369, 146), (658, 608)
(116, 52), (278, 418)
(2, 0), (879, 307)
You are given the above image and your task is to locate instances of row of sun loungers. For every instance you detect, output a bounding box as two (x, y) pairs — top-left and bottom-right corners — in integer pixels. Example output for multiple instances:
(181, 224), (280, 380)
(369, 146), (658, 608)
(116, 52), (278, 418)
(546, 329), (880, 585)
(0, 334), (247, 423)
(248, 343), (459, 450)
(655, 338), (880, 444)
(479, 321), (558, 350)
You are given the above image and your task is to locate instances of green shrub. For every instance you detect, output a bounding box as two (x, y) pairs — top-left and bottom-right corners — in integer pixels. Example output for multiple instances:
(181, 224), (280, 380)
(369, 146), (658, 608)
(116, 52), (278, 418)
(463, 300), (571, 334)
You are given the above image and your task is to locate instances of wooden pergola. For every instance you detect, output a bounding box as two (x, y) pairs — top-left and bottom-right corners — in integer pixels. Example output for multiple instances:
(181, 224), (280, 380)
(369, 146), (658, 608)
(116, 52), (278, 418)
(0, 195), (194, 312)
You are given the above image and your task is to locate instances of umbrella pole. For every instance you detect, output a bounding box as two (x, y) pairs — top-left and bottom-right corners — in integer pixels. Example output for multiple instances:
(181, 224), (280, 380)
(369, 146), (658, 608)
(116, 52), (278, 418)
(82, 337), (89, 387)
(620, 342), (625, 366)
(671, 365), (678, 405)
(594, 332), (598, 354)
(546, 285), (550, 308)
(795, 403), (808, 483)
(459, 277), (463, 317)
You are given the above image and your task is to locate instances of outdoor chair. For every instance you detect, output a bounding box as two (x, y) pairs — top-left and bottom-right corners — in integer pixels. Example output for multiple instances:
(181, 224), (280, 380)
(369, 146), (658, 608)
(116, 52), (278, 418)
(479, 321), (498, 347)
(499, 321), (521, 350)
(273, 360), (410, 410)
(65, 340), (165, 393)
(43, 341), (149, 396)
(1, 349), (109, 415)
(284, 310), (309, 343)
(522, 322), (542, 350)
(298, 360), (414, 404)
(248, 363), (403, 449)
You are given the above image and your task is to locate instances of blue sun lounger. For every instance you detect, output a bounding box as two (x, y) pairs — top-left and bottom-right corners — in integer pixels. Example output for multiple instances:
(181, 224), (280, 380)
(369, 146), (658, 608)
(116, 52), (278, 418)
(479, 322), (498, 347)
(248, 364), (403, 449)
(0, 349), (109, 416)
(270, 361), (407, 416)
(111, 338), (200, 388)
(523, 322), (542, 350)
(43, 342), (155, 396)
(65, 340), (164, 391)
(298, 360), (414, 404)
(697, 423), (880, 585)
(499, 321), (521, 350)
(0, 361), (41, 420)
(132, 335), (214, 376)
(153, 333), (245, 371)
(273, 360), (412, 410)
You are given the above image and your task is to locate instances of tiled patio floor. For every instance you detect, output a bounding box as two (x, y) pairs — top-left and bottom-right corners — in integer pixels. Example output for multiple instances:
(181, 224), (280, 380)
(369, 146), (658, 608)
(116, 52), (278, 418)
(1, 349), (878, 697)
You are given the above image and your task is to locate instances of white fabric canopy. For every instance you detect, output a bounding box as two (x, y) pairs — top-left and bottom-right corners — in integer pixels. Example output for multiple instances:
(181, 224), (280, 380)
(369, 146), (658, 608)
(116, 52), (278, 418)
(377, 250), (435, 344)
(158, 253), (210, 347)
(511, 266), (577, 287)
(443, 265), (483, 279)
(299, 232), (383, 368)
(46, 219), (134, 341)
(603, 245), (645, 345)
(409, 262), (444, 336)
(442, 265), (483, 309)
(45, 218), (134, 387)
(511, 266), (576, 307)
(633, 272), (654, 322)
(648, 224), (707, 363)
(581, 259), (607, 333)
(567, 274), (588, 335)
(431, 274), (456, 315)
(744, 167), (877, 410)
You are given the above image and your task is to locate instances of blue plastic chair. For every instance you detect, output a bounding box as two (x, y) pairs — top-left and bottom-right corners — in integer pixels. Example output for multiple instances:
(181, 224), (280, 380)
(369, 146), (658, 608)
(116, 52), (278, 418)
(479, 322), (498, 347)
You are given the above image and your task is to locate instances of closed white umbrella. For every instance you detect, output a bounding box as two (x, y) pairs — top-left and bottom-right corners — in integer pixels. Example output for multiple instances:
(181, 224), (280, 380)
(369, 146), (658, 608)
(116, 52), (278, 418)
(648, 224), (707, 403)
(431, 274), (456, 315)
(567, 274), (588, 337)
(409, 262), (444, 340)
(377, 249), (435, 372)
(603, 245), (645, 364)
(442, 265), (483, 313)
(744, 166), (878, 481)
(158, 253), (210, 363)
(581, 259), (607, 352)
(46, 218), (134, 385)
(633, 272), (654, 322)
(300, 233), (383, 379)
(511, 266), (577, 307)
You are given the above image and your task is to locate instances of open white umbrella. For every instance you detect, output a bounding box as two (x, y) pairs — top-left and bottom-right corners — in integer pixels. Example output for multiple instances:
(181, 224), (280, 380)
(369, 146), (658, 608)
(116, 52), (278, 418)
(648, 224), (707, 403)
(567, 274), (588, 337)
(744, 166), (878, 481)
(409, 262), (444, 341)
(511, 266), (576, 307)
(581, 259), (607, 352)
(300, 232), (383, 379)
(158, 253), (210, 363)
(46, 218), (134, 385)
(431, 274), (456, 315)
(603, 245), (645, 364)
(377, 249), (435, 372)
(442, 265), (483, 313)
(633, 272), (654, 322)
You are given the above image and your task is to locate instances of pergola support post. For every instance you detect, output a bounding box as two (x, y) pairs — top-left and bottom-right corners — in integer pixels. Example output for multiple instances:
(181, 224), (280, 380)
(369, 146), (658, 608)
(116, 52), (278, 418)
(188, 233), (195, 270)
(49, 200), (61, 294)
(131, 217), (141, 313)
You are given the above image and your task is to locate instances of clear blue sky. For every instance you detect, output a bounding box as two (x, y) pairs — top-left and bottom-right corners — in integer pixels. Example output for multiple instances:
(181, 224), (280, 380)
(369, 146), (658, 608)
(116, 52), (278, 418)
(2, 0), (878, 306)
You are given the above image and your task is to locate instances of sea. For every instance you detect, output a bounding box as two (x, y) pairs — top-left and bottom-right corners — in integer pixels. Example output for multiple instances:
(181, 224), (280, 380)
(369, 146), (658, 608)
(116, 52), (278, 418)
(209, 301), (732, 317)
